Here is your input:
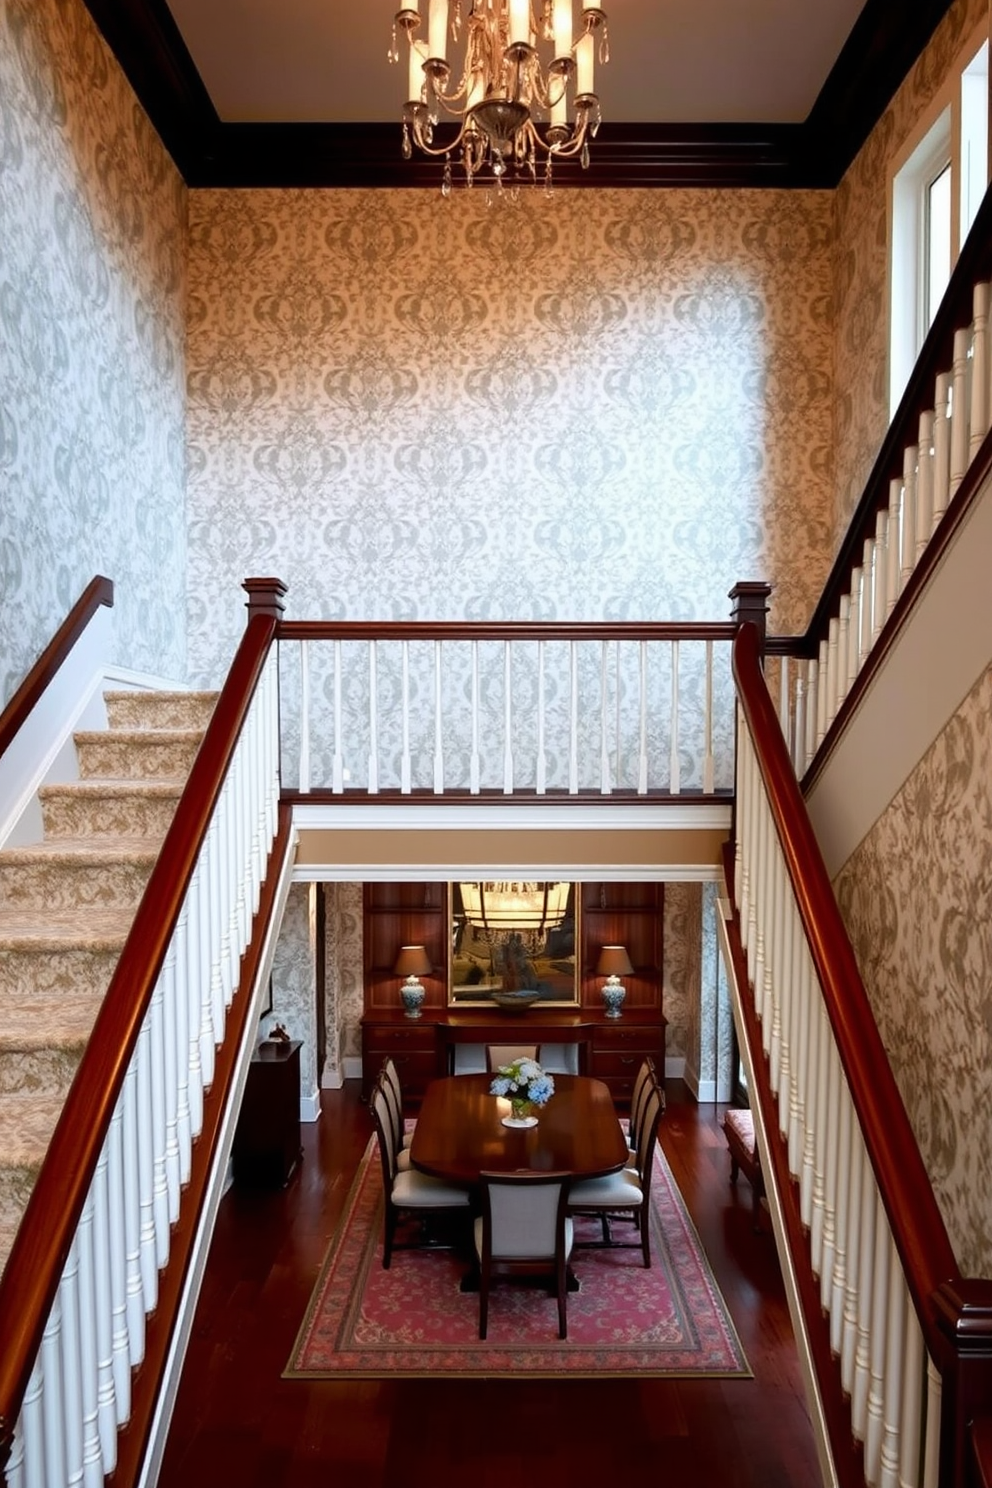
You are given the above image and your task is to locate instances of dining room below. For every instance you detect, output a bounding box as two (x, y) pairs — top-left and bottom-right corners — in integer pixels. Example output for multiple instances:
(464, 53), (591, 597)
(156, 1076), (820, 1487)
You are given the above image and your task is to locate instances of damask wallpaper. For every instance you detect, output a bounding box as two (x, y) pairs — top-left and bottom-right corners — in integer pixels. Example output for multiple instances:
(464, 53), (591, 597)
(832, 0), (989, 540)
(836, 661), (992, 1277)
(0, 0), (188, 706)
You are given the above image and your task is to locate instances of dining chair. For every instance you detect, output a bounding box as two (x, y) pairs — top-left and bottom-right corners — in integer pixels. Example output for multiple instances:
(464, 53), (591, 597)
(373, 1072), (413, 1172)
(567, 1085), (664, 1267)
(485, 1043), (539, 1071)
(474, 1170), (574, 1340)
(627, 1056), (659, 1153)
(380, 1056), (415, 1148)
(369, 1083), (472, 1267)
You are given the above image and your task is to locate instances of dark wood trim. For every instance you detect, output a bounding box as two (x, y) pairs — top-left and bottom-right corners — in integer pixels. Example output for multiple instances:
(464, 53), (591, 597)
(80, 0), (955, 190)
(0, 574), (113, 760)
(277, 618), (739, 643)
(933, 1280), (992, 1488)
(801, 422), (992, 795)
(732, 623), (960, 1352)
(107, 805), (295, 1488)
(0, 610), (280, 1479)
(720, 842), (866, 1488)
(972, 1416), (992, 1488)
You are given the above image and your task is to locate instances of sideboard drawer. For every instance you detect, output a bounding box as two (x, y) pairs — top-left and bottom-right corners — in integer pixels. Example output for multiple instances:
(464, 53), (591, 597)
(362, 1020), (439, 1101)
(364, 1023), (436, 1053)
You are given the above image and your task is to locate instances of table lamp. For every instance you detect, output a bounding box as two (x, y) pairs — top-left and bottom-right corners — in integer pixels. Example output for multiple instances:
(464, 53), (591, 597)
(596, 944), (633, 1019)
(394, 944), (431, 1019)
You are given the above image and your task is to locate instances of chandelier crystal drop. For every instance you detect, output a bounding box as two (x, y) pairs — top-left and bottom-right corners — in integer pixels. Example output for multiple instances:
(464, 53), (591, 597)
(389, 1), (609, 192)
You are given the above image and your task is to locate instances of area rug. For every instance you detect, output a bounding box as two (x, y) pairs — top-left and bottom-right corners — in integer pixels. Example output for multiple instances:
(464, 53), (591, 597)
(286, 1137), (750, 1379)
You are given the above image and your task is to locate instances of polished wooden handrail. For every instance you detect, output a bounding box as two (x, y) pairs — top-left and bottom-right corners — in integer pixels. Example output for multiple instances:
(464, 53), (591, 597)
(732, 621), (960, 1351)
(0, 607), (279, 1471)
(279, 619), (739, 642)
(805, 178), (992, 654)
(0, 574), (114, 758)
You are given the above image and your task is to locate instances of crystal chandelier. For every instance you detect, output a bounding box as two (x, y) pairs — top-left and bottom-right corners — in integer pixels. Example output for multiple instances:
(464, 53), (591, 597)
(388, 1), (610, 193)
(460, 881), (571, 935)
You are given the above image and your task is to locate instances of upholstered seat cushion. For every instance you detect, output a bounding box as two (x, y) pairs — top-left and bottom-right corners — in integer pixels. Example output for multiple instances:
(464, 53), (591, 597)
(723, 1106), (756, 1156)
(473, 1213), (574, 1260)
(568, 1168), (645, 1208)
(391, 1169), (471, 1207)
(396, 1147), (413, 1172)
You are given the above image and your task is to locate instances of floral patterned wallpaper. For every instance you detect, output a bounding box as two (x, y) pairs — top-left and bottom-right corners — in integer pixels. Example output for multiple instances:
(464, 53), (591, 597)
(0, 0), (188, 706)
(832, 0), (989, 540)
(836, 661), (992, 1276)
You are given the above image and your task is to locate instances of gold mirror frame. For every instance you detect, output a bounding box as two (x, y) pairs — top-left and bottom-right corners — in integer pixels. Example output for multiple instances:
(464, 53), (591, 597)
(448, 881), (580, 1006)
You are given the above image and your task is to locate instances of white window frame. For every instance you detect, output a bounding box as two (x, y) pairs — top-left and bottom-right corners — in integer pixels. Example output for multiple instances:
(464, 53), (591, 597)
(888, 25), (990, 418)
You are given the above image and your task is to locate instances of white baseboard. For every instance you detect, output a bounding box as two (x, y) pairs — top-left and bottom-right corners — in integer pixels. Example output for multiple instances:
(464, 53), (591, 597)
(665, 1056), (686, 1082)
(300, 1093), (321, 1123)
(343, 1055), (363, 1082)
(320, 1067), (344, 1090)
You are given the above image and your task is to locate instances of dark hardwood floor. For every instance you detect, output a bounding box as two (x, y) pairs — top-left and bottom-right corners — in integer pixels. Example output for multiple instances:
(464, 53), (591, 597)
(158, 1081), (822, 1487)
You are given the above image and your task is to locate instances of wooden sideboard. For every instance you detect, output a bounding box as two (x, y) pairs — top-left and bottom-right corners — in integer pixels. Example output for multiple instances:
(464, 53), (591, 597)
(361, 880), (665, 1109)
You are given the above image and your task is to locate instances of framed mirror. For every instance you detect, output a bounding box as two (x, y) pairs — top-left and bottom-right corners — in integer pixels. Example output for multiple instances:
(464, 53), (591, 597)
(449, 881), (579, 1006)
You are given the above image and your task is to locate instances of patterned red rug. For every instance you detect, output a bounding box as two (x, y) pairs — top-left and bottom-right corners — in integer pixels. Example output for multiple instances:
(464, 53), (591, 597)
(286, 1137), (750, 1379)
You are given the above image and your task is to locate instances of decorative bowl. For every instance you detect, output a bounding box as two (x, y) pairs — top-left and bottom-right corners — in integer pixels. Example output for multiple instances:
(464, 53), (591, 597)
(490, 989), (541, 1012)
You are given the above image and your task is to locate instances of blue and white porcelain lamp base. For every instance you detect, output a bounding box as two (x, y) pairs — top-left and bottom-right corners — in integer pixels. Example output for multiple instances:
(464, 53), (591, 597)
(400, 976), (425, 1019)
(601, 976), (626, 1018)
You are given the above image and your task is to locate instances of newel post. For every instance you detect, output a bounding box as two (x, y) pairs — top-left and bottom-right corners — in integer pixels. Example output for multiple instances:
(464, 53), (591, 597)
(243, 577), (288, 622)
(729, 581), (771, 660)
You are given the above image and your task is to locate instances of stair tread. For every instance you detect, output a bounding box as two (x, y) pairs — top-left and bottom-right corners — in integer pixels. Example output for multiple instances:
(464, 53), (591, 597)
(0, 992), (99, 1048)
(39, 779), (185, 797)
(103, 689), (218, 703)
(0, 907), (132, 947)
(74, 728), (205, 742)
(0, 1092), (64, 1167)
(0, 835), (162, 864)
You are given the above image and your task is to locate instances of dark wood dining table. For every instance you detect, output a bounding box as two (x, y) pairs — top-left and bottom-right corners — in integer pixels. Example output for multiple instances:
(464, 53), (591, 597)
(409, 1072), (629, 1186)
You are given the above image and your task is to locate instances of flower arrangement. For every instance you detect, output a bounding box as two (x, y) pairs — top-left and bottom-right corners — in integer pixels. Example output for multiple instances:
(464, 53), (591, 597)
(490, 1057), (555, 1122)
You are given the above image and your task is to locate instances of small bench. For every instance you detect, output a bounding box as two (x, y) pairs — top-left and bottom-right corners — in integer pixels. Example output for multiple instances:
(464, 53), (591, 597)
(722, 1106), (765, 1230)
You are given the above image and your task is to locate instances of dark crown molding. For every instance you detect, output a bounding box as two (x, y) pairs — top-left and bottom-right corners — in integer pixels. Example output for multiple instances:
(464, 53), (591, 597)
(82, 0), (954, 189)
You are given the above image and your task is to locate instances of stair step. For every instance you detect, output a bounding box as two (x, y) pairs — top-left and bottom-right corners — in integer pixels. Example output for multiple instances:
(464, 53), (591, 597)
(0, 909), (130, 1001)
(39, 780), (184, 838)
(0, 837), (160, 912)
(104, 689), (217, 731)
(0, 988), (97, 1097)
(75, 729), (203, 781)
(0, 1092), (65, 1281)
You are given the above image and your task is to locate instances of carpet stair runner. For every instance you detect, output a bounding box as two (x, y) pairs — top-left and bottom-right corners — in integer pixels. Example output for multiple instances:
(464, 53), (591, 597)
(0, 689), (217, 1278)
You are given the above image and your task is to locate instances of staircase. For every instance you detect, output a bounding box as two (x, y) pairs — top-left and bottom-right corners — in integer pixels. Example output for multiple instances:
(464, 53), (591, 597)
(0, 689), (216, 1278)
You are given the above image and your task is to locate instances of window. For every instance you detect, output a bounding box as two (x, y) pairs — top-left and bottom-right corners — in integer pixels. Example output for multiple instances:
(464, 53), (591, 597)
(889, 33), (989, 417)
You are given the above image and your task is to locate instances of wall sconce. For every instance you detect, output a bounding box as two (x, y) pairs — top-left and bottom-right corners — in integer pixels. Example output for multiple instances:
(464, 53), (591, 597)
(394, 944), (431, 1019)
(596, 944), (633, 1019)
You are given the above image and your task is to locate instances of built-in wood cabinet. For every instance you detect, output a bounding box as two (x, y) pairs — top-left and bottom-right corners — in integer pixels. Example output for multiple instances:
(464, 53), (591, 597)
(361, 881), (665, 1106)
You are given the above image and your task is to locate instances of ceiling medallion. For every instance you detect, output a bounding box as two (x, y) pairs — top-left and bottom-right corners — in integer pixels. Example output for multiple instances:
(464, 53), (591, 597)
(389, 1), (609, 196)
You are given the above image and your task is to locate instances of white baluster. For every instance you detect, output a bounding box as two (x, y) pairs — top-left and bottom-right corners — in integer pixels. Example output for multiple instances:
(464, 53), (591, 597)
(669, 641), (680, 793)
(367, 640), (379, 794)
(614, 638), (622, 788)
(60, 1236), (85, 1488)
(886, 479), (901, 617)
(470, 640), (481, 794)
(899, 1309), (925, 1488)
(848, 572), (862, 688)
(135, 1021), (158, 1316)
(15, 1359), (42, 1488)
(121, 1062), (145, 1368)
(503, 640), (514, 794)
(401, 640), (411, 794)
(778, 656), (790, 747)
(535, 640), (546, 795)
(298, 639), (311, 794)
(860, 538), (875, 665)
(90, 1147), (118, 1472)
(638, 641), (648, 795)
(798, 948), (817, 1226)
(837, 594), (851, 711)
(433, 640), (444, 794)
(804, 657), (818, 767)
(41, 1292), (68, 1488)
(809, 1001), (830, 1276)
(599, 640), (611, 795)
(923, 1358), (942, 1488)
(106, 1101), (131, 1423)
(776, 859), (794, 1138)
(970, 282), (990, 459)
(332, 638), (344, 793)
(916, 411), (934, 562)
(900, 446), (917, 592)
(74, 1197), (103, 1488)
(703, 640), (715, 792)
(866, 1192), (890, 1484)
(841, 1127), (863, 1396)
(184, 869), (204, 1138)
(873, 508), (889, 643)
(853, 1159), (877, 1443)
(173, 907), (191, 1184)
(149, 976), (169, 1271)
(950, 326), (971, 496)
(816, 639), (828, 748)
(932, 372), (951, 532)
(880, 1258), (908, 1488)
(819, 1039), (840, 1310)
(568, 642), (578, 794)
(785, 915), (805, 1173)
(830, 1089), (851, 1353)
(767, 849), (784, 1099)
(793, 668), (806, 775)
(826, 616), (840, 727)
